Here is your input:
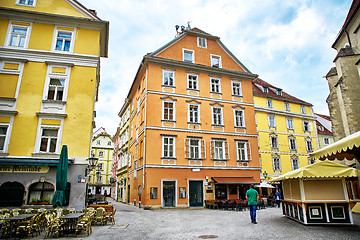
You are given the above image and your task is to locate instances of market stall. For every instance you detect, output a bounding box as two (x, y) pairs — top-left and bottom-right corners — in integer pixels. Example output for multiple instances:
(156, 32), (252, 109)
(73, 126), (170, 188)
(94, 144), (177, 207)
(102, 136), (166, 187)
(270, 160), (358, 225)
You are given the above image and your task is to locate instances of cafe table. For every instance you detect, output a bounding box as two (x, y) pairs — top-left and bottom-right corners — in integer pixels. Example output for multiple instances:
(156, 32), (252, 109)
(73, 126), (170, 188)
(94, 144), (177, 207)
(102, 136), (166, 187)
(60, 212), (85, 236)
(5, 213), (36, 238)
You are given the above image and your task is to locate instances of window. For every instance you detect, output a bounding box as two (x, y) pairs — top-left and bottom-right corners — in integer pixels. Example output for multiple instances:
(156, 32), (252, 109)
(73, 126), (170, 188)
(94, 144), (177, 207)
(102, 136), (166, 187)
(212, 107), (223, 126)
(236, 141), (251, 161)
(270, 136), (278, 149)
(0, 125), (8, 152)
(97, 163), (103, 170)
(210, 78), (221, 93)
(285, 102), (290, 111)
(276, 89), (282, 96)
(28, 182), (54, 204)
(163, 70), (174, 87)
(303, 121), (311, 132)
(300, 106), (306, 114)
(162, 136), (175, 158)
(267, 99), (273, 108)
(55, 31), (72, 51)
(210, 140), (229, 160)
(96, 173), (102, 183)
(324, 137), (330, 145)
(309, 158), (315, 165)
(263, 86), (268, 93)
(188, 104), (200, 123)
(211, 55), (221, 68)
(286, 118), (294, 130)
(40, 128), (59, 153)
(197, 37), (207, 48)
(234, 109), (245, 128)
(292, 157), (299, 170)
(107, 141), (112, 146)
(44, 65), (70, 102)
(273, 157), (281, 171)
(98, 151), (104, 158)
(47, 78), (65, 101)
(185, 138), (205, 159)
(163, 101), (174, 121)
(16, 0), (36, 6)
(183, 49), (194, 63)
(150, 187), (158, 199)
(268, 115), (276, 127)
(232, 81), (242, 96)
(96, 140), (100, 145)
(306, 140), (313, 152)
(187, 74), (198, 90)
(289, 138), (297, 151)
(7, 24), (29, 48)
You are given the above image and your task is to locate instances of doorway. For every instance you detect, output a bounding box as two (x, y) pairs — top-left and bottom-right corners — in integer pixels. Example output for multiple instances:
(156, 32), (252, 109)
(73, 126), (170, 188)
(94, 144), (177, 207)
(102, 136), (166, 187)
(0, 181), (25, 206)
(163, 181), (175, 207)
(189, 180), (203, 207)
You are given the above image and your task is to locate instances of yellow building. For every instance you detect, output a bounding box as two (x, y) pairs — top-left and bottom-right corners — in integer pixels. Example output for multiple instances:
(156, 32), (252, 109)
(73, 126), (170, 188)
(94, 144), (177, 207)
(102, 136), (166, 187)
(253, 78), (318, 182)
(113, 99), (131, 203)
(124, 27), (260, 209)
(90, 128), (114, 197)
(0, 0), (108, 208)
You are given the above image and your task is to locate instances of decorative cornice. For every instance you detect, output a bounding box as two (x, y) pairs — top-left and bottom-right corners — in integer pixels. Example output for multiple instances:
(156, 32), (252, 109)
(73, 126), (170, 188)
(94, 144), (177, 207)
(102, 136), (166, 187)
(254, 106), (317, 120)
(0, 110), (18, 116)
(144, 164), (261, 171)
(36, 112), (67, 119)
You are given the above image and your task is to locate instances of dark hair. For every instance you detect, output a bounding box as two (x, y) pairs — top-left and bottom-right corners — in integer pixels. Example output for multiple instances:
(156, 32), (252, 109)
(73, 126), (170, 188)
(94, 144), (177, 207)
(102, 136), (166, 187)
(250, 184), (254, 188)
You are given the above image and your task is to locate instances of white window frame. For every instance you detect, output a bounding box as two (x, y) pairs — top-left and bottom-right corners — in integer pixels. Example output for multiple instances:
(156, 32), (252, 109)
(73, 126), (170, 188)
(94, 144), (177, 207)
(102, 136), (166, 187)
(232, 81), (242, 96)
(285, 102), (291, 111)
(162, 69), (175, 87)
(99, 151), (104, 158)
(128, 152), (132, 167)
(210, 54), (222, 68)
(270, 136), (278, 149)
(286, 118), (294, 130)
(306, 139), (313, 152)
(5, 21), (32, 48)
(268, 115), (276, 127)
(263, 86), (268, 93)
(52, 26), (76, 53)
(210, 140), (229, 160)
(273, 157), (281, 171)
(184, 138), (205, 159)
(188, 103), (200, 124)
(212, 106), (223, 126)
(210, 77), (221, 93)
(292, 157), (299, 170)
(0, 123), (10, 153)
(267, 99), (273, 108)
(303, 121), (311, 132)
(324, 137), (330, 145)
(300, 105), (306, 114)
(162, 100), (175, 121)
(236, 141), (251, 161)
(38, 126), (60, 154)
(234, 109), (245, 128)
(42, 65), (71, 102)
(197, 37), (207, 48)
(187, 73), (199, 90)
(289, 138), (297, 151)
(162, 136), (176, 158)
(16, 0), (37, 7)
(183, 48), (194, 63)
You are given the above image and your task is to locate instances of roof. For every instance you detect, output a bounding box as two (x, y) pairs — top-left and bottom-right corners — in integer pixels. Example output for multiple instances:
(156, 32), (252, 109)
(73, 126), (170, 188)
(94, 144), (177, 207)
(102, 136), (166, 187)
(316, 120), (333, 135)
(315, 113), (331, 121)
(332, 0), (360, 48)
(252, 78), (312, 106)
(310, 130), (360, 160)
(269, 160), (358, 181)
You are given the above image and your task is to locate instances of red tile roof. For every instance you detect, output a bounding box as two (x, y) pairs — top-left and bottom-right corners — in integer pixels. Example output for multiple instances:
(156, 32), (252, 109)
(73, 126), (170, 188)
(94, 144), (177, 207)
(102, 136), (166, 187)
(316, 120), (333, 135)
(315, 113), (331, 121)
(252, 78), (312, 106)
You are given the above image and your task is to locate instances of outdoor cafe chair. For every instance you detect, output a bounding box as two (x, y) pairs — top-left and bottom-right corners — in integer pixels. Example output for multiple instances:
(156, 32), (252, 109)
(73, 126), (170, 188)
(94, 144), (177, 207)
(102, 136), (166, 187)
(0, 208), (10, 214)
(0, 218), (11, 239)
(74, 216), (92, 237)
(94, 207), (106, 226)
(44, 214), (63, 239)
(15, 215), (40, 239)
(24, 208), (34, 214)
(106, 208), (116, 225)
(67, 207), (76, 213)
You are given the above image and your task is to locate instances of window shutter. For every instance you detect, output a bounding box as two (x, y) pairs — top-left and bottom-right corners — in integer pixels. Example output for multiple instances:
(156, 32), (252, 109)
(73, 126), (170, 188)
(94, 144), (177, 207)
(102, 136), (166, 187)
(224, 141), (229, 159)
(246, 142), (251, 161)
(201, 139), (206, 159)
(184, 139), (190, 158)
(210, 140), (214, 159)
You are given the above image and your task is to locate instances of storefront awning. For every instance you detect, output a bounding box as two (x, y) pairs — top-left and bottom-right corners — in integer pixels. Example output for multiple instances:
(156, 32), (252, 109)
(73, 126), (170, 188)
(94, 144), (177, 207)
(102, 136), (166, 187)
(310, 131), (360, 160)
(212, 177), (257, 185)
(0, 158), (74, 166)
(269, 160), (358, 182)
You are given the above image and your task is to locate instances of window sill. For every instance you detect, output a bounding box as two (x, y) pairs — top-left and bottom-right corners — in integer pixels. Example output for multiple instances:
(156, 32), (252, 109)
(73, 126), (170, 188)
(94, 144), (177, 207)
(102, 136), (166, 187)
(237, 160), (250, 162)
(188, 122), (201, 125)
(161, 157), (177, 160)
(162, 85), (175, 88)
(212, 158), (229, 161)
(234, 126), (246, 129)
(212, 124), (224, 127)
(42, 100), (66, 104)
(187, 88), (199, 91)
(186, 158), (205, 160)
(32, 152), (60, 158)
(0, 152), (9, 157)
(210, 92), (222, 95)
(161, 119), (176, 123)
(232, 95), (243, 98)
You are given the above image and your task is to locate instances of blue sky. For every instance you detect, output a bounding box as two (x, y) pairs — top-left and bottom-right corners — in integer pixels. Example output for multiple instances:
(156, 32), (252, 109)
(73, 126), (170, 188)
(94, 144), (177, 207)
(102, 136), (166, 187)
(81, 0), (352, 135)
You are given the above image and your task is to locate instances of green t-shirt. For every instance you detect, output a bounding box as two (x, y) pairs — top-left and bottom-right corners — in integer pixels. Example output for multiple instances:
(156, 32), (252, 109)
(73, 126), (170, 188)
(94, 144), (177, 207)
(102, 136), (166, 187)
(246, 188), (259, 205)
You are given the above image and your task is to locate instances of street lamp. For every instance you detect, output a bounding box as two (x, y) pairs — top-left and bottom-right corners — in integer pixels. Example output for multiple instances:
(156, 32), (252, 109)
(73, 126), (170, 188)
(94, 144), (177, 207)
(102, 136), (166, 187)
(263, 171), (268, 181)
(85, 157), (98, 206)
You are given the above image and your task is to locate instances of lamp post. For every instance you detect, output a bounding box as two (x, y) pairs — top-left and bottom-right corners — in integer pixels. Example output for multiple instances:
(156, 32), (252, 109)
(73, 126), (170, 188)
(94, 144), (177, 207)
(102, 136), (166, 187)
(85, 157), (98, 206)
(263, 171), (268, 181)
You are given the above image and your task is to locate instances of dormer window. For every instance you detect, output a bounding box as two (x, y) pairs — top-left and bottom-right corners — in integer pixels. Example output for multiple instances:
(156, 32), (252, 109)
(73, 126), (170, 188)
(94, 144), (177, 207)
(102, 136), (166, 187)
(197, 37), (207, 48)
(263, 87), (268, 93)
(211, 55), (221, 68)
(183, 49), (194, 63)
(276, 89), (282, 96)
(16, 0), (36, 7)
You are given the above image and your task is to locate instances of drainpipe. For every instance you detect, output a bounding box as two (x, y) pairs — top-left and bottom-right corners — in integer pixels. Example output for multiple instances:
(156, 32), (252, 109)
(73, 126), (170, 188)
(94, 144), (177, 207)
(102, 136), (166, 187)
(345, 30), (352, 48)
(141, 62), (148, 194)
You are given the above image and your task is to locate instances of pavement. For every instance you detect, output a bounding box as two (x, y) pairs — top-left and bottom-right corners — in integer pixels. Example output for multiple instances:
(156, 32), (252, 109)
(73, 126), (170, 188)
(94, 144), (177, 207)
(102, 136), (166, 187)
(30, 198), (360, 240)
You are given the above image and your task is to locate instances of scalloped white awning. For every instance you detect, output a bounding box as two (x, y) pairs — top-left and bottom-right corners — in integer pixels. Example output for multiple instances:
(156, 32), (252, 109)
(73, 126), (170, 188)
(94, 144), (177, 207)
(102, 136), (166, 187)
(310, 131), (360, 160)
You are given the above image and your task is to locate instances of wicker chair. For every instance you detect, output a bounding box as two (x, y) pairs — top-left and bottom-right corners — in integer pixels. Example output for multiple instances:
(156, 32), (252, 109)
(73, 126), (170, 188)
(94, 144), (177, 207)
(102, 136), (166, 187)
(106, 208), (116, 225)
(94, 207), (106, 226)
(74, 216), (92, 237)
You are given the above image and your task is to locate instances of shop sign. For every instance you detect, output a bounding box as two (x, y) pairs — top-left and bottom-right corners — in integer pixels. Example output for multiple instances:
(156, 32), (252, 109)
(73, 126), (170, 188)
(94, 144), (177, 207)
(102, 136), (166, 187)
(0, 165), (49, 173)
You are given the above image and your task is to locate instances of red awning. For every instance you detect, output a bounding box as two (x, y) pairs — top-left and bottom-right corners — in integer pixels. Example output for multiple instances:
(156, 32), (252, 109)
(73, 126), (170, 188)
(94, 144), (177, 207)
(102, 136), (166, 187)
(212, 177), (257, 185)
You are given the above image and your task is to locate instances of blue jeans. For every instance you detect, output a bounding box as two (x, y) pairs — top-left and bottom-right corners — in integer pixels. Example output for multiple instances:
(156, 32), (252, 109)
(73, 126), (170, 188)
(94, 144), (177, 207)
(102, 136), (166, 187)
(249, 205), (257, 222)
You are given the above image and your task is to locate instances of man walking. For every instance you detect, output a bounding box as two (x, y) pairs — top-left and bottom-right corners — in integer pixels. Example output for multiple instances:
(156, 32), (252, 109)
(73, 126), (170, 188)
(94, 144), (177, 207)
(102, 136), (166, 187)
(246, 184), (259, 224)
(275, 190), (281, 208)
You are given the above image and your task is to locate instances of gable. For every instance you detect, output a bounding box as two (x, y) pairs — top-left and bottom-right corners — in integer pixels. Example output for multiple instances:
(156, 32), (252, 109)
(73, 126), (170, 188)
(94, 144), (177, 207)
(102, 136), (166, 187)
(151, 30), (249, 73)
(4, 0), (98, 19)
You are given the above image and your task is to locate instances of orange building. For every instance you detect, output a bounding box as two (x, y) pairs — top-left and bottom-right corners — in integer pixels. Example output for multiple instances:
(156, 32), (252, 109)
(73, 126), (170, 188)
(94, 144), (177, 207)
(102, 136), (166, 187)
(126, 27), (260, 208)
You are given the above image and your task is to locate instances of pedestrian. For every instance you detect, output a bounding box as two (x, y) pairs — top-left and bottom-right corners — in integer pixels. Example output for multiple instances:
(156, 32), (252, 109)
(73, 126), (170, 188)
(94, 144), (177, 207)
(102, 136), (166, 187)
(275, 190), (281, 208)
(246, 184), (260, 224)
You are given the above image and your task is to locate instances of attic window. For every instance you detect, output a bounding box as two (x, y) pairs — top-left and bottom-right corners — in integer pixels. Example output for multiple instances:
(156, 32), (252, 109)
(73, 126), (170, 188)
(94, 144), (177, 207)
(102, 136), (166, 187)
(276, 89), (282, 96)
(197, 37), (207, 48)
(16, 0), (36, 7)
(263, 87), (268, 93)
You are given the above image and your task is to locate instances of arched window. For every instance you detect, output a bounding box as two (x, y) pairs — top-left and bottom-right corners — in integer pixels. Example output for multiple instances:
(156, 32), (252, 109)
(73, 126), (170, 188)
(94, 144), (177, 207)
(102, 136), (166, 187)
(28, 182), (54, 204)
(0, 181), (24, 206)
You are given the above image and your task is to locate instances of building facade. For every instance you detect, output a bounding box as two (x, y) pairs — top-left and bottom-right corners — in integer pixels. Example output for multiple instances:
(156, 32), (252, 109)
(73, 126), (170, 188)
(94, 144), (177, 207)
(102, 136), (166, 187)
(124, 27), (260, 209)
(253, 78), (318, 181)
(90, 128), (114, 196)
(0, 0), (108, 208)
(325, 0), (360, 141)
(315, 113), (334, 149)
